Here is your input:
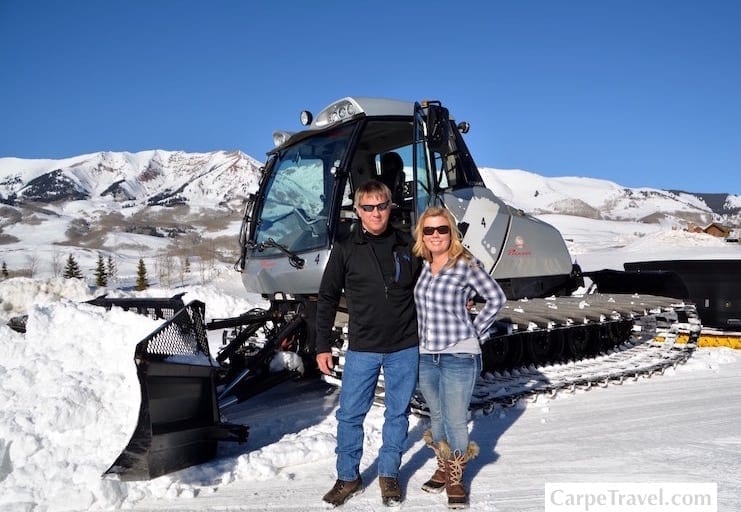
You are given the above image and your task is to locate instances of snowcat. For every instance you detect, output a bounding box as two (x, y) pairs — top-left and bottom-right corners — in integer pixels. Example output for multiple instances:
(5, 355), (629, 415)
(232, 97), (697, 374)
(99, 97), (709, 481)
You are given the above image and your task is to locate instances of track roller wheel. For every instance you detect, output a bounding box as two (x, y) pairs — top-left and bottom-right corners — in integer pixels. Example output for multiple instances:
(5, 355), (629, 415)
(482, 334), (523, 371)
(525, 330), (564, 365)
(596, 320), (631, 353)
(566, 326), (591, 359)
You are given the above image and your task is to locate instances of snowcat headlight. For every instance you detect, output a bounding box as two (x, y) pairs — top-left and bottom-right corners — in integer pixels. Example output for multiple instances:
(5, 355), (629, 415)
(272, 130), (293, 147)
(314, 98), (363, 128)
(300, 110), (313, 126)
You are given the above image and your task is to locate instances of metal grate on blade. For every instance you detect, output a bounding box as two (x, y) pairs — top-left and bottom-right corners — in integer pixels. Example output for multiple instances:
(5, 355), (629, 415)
(135, 300), (213, 361)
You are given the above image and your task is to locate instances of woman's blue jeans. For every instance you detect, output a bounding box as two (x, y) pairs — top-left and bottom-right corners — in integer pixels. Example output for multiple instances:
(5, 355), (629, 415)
(418, 352), (481, 453)
(335, 346), (419, 481)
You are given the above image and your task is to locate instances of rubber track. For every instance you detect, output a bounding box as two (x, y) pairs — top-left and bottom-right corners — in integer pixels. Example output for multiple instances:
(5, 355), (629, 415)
(414, 306), (700, 414)
(325, 294), (702, 414)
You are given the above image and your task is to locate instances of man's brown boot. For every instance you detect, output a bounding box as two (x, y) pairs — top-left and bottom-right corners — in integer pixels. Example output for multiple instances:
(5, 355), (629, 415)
(322, 478), (363, 507)
(379, 476), (402, 507)
(421, 430), (446, 493)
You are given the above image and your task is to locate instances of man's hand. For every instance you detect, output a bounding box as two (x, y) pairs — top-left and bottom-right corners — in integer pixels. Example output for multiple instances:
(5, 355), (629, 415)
(316, 352), (334, 375)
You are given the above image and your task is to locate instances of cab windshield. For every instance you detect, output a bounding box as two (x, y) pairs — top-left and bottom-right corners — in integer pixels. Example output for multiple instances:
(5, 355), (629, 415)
(254, 124), (355, 255)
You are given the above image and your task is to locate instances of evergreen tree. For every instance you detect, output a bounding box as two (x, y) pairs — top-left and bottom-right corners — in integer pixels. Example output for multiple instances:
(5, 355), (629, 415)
(107, 255), (116, 283)
(136, 258), (149, 291)
(63, 254), (83, 279)
(1, 261), (8, 279)
(184, 256), (191, 274)
(94, 254), (107, 287)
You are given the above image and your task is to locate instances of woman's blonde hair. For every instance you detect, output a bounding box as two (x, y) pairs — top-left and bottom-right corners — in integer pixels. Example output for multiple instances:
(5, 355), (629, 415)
(412, 206), (472, 266)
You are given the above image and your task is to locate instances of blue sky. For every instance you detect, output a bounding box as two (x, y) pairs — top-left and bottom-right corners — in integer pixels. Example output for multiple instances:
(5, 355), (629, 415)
(1, 1), (739, 194)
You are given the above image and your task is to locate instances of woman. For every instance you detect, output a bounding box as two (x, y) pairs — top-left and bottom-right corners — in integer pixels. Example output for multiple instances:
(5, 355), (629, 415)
(412, 206), (506, 509)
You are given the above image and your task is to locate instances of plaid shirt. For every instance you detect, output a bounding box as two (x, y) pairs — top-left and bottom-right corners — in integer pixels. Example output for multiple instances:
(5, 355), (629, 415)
(414, 257), (506, 351)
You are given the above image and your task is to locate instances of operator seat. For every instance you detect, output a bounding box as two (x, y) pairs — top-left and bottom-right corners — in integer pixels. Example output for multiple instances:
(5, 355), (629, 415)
(379, 151), (404, 206)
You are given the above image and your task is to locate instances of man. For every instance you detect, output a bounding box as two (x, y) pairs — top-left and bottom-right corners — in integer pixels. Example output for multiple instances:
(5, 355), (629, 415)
(316, 179), (421, 507)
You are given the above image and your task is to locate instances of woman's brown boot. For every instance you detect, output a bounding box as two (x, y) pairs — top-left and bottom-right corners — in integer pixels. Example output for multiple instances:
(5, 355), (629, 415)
(443, 441), (479, 509)
(421, 430), (446, 493)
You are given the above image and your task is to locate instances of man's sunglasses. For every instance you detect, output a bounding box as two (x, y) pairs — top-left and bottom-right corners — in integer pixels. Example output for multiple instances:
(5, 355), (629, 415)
(422, 225), (451, 235)
(358, 201), (391, 212)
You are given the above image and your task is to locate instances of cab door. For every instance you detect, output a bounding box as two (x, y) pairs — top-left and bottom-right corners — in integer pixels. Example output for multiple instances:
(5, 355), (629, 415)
(412, 102), (436, 220)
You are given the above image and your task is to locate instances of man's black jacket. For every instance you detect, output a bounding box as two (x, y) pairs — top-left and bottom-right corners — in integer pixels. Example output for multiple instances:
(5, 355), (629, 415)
(316, 224), (421, 354)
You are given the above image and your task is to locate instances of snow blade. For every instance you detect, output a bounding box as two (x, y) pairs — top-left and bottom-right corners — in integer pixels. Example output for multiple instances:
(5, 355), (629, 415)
(102, 299), (248, 481)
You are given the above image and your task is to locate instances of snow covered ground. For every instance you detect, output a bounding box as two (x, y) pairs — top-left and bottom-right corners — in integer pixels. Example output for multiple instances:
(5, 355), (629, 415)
(1, 221), (739, 511)
(130, 347), (740, 512)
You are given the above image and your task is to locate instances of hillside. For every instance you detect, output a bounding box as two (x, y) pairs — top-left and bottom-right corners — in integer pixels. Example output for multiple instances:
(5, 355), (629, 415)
(1, 151), (739, 283)
(481, 168), (741, 227)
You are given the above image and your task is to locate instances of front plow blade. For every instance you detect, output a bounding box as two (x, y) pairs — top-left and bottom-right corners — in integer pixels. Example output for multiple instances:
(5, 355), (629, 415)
(102, 299), (248, 481)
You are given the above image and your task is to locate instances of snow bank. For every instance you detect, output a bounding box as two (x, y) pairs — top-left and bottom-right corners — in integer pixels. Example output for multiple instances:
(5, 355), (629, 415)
(0, 300), (158, 510)
(0, 277), (92, 324)
(0, 276), (274, 511)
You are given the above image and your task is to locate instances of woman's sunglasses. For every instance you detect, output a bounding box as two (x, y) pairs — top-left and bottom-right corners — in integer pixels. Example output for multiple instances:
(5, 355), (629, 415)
(422, 225), (450, 235)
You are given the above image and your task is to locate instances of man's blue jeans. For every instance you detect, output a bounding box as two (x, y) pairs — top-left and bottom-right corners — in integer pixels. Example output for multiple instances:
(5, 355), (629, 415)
(336, 346), (419, 481)
(418, 352), (481, 453)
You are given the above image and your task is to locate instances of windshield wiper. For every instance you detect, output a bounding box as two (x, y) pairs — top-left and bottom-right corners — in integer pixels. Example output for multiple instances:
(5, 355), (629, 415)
(257, 238), (305, 269)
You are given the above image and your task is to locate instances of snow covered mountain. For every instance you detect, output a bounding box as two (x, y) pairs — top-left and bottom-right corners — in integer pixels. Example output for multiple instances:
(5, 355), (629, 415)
(0, 149), (262, 208)
(2, 151), (739, 225)
(0, 150), (263, 281)
(481, 168), (741, 227)
(0, 150), (739, 281)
